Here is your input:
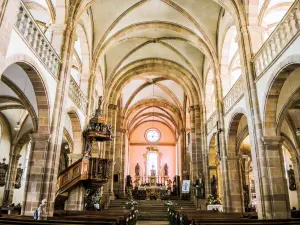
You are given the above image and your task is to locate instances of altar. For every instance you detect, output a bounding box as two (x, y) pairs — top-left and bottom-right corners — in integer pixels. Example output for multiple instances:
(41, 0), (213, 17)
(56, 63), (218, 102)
(138, 185), (167, 200)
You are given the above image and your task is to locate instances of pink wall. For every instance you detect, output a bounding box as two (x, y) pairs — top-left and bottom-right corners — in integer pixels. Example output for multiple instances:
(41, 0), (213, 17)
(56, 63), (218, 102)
(128, 121), (176, 181)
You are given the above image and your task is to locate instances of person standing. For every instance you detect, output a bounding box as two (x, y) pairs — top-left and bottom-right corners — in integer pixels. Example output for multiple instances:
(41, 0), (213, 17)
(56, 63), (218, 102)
(37, 199), (47, 220)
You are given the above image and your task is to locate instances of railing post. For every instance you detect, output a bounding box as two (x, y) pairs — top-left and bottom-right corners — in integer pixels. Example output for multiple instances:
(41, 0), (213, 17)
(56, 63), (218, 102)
(14, 1), (61, 79)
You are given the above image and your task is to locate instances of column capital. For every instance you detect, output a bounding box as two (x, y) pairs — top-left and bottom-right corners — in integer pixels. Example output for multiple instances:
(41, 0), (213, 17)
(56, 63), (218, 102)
(119, 129), (127, 133)
(29, 133), (51, 142)
(261, 136), (284, 145)
(189, 104), (201, 112)
(108, 104), (118, 110)
(9, 152), (21, 160)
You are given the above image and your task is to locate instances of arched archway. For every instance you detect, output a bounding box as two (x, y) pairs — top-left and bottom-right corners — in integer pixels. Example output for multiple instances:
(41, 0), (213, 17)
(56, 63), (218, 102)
(226, 112), (258, 213)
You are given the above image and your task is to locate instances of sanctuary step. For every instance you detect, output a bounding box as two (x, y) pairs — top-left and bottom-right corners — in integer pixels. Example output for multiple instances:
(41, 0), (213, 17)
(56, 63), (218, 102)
(109, 199), (196, 221)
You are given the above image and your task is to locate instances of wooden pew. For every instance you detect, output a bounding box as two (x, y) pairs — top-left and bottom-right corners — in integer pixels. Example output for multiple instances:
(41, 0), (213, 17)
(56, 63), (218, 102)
(173, 209), (300, 225)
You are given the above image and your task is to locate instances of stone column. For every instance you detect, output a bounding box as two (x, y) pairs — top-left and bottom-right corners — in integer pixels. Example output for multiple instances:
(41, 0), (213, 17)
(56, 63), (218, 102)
(114, 110), (123, 198)
(22, 133), (50, 216)
(211, 73), (231, 211)
(180, 129), (187, 178)
(120, 128), (127, 197)
(189, 106), (197, 183)
(236, 26), (271, 219)
(101, 103), (118, 206)
(227, 156), (243, 212)
(40, 23), (76, 216)
(291, 157), (300, 209)
(261, 136), (290, 219)
(65, 183), (85, 211)
(2, 145), (22, 205)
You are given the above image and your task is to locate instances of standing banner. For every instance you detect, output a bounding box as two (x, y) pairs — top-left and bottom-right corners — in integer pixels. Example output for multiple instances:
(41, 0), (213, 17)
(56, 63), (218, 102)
(182, 180), (190, 193)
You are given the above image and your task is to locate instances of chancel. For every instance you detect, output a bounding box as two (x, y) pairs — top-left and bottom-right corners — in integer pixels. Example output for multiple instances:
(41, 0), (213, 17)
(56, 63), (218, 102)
(1, 0), (300, 224)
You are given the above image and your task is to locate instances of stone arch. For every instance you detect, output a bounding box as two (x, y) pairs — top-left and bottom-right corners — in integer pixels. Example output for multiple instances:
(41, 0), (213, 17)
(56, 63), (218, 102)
(0, 55), (51, 135)
(263, 55), (300, 136)
(226, 111), (247, 212)
(106, 59), (202, 107)
(63, 128), (74, 153)
(0, 76), (38, 132)
(67, 110), (82, 154)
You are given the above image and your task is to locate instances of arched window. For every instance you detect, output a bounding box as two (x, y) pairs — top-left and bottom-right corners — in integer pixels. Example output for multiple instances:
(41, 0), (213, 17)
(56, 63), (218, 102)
(205, 69), (216, 119)
(221, 26), (242, 96)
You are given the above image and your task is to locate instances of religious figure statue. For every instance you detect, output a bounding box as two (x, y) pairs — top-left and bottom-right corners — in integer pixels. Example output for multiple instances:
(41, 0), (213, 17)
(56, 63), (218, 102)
(211, 175), (218, 198)
(135, 163), (140, 177)
(14, 164), (23, 189)
(164, 163), (168, 176)
(150, 165), (156, 176)
(0, 158), (8, 187)
(288, 165), (297, 191)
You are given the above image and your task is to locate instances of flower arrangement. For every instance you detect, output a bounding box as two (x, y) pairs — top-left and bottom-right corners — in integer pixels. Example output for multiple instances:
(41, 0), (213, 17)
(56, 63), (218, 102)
(206, 194), (222, 205)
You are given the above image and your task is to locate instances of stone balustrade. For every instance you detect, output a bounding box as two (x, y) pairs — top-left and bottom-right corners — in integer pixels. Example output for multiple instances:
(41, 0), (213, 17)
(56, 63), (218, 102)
(206, 111), (217, 134)
(223, 76), (244, 114)
(15, 1), (61, 78)
(253, 0), (300, 77)
(68, 77), (88, 114)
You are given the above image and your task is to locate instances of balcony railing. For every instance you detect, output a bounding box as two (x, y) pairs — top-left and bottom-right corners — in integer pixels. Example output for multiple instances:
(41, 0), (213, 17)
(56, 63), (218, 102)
(68, 77), (88, 114)
(253, 0), (300, 78)
(223, 76), (244, 114)
(15, 1), (61, 78)
(206, 111), (217, 134)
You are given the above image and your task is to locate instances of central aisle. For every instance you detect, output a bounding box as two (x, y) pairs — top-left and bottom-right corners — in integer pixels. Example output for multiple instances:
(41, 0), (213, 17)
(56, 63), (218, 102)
(137, 221), (169, 225)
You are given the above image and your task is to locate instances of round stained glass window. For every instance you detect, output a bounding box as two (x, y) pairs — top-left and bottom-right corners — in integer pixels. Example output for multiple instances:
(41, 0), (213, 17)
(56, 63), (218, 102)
(145, 128), (161, 143)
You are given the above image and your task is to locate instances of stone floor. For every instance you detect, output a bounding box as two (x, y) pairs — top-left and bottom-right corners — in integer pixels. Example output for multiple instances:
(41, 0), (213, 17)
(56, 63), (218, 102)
(137, 221), (169, 225)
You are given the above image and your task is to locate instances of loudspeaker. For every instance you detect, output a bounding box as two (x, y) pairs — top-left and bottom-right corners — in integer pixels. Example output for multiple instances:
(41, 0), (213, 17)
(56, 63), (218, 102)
(113, 174), (119, 182)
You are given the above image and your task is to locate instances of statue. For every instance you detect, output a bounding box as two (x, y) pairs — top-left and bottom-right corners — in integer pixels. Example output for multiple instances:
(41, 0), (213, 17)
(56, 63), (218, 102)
(14, 164), (23, 189)
(135, 163), (140, 177)
(150, 165), (156, 176)
(164, 163), (168, 176)
(288, 165), (297, 191)
(211, 175), (218, 198)
(0, 158), (8, 187)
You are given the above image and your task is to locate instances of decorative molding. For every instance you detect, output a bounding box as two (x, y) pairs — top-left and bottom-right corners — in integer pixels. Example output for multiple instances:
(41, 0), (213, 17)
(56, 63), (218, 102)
(68, 77), (87, 114)
(14, 1), (61, 79)
(253, 0), (300, 78)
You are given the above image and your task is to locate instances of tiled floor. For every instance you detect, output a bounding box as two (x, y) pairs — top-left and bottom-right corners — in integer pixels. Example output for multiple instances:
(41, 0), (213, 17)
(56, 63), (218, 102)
(137, 221), (169, 225)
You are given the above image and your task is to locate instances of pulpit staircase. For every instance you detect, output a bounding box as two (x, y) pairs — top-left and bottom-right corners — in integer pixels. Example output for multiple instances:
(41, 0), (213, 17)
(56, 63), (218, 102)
(109, 199), (196, 221)
(55, 157), (112, 208)
(55, 96), (113, 210)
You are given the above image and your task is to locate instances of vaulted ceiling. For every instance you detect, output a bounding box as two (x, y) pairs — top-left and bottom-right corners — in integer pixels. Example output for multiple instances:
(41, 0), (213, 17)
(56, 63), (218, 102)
(89, 0), (224, 134)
